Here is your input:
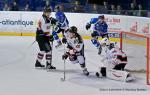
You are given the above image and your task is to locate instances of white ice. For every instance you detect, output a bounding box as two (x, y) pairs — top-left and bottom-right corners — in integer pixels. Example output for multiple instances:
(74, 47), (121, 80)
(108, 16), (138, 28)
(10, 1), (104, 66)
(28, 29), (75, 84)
(0, 36), (149, 95)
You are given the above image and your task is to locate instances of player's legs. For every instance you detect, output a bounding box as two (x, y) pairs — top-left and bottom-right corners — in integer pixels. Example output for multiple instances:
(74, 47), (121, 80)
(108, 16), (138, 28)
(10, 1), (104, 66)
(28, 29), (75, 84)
(44, 39), (56, 69)
(52, 31), (62, 48)
(77, 55), (89, 76)
(91, 31), (100, 47)
(35, 37), (46, 67)
(91, 31), (102, 55)
(36, 37), (56, 69)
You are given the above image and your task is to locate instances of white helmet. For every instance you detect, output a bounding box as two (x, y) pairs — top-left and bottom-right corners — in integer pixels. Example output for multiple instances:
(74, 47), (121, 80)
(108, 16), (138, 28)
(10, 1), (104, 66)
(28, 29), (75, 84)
(100, 37), (110, 46)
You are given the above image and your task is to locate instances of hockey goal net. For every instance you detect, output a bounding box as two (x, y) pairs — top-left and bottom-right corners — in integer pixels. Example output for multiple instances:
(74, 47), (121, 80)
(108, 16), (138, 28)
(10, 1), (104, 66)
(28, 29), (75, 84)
(120, 31), (150, 85)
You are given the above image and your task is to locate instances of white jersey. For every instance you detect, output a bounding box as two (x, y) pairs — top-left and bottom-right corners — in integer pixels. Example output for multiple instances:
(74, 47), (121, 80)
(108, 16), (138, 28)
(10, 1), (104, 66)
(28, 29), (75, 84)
(105, 48), (127, 65)
(67, 36), (84, 52)
(37, 15), (52, 34)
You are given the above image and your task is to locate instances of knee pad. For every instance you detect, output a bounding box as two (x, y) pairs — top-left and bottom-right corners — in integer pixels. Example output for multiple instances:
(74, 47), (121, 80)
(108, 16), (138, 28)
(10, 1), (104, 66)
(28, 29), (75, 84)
(91, 39), (100, 47)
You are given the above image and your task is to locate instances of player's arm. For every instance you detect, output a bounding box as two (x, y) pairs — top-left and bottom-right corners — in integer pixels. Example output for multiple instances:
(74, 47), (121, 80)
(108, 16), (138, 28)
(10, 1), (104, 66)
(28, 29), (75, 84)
(103, 23), (108, 33)
(36, 20), (45, 36)
(86, 18), (98, 30)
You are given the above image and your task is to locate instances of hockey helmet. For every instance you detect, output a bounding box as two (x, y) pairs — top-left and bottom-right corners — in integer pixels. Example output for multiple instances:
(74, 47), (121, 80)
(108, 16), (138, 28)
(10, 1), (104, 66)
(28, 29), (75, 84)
(98, 15), (105, 19)
(100, 37), (110, 46)
(55, 5), (60, 12)
(69, 26), (78, 33)
(43, 7), (51, 13)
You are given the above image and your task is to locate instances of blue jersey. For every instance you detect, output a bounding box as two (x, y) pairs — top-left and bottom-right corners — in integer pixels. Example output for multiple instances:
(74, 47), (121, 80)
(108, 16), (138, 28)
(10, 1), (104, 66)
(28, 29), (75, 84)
(55, 11), (69, 28)
(89, 18), (108, 34)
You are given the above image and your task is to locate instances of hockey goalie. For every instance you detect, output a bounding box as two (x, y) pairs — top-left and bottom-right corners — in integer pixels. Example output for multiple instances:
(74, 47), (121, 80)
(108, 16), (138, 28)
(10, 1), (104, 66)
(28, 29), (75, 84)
(96, 37), (135, 82)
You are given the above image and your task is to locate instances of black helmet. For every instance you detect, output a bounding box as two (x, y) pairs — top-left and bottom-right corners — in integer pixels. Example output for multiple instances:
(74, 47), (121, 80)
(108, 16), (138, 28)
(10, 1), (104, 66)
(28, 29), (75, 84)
(55, 5), (60, 11)
(98, 15), (104, 19)
(69, 26), (77, 33)
(43, 7), (51, 12)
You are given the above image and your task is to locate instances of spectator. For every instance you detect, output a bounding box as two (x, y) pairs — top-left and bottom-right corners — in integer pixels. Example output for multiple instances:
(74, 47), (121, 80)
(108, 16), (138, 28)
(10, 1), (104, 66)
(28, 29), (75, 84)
(11, 1), (19, 11)
(138, 4), (147, 16)
(116, 5), (122, 15)
(103, 1), (109, 13)
(50, 0), (56, 12)
(44, 0), (50, 9)
(103, 1), (109, 10)
(130, 3), (137, 10)
(3, 3), (10, 11)
(110, 4), (116, 14)
(24, 3), (30, 11)
(129, 2), (137, 16)
(72, 0), (84, 12)
(92, 4), (98, 13)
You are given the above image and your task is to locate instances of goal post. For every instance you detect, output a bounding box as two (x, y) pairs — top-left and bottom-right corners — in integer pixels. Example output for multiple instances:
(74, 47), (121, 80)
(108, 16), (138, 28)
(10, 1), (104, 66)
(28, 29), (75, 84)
(120, 31), (150, 85)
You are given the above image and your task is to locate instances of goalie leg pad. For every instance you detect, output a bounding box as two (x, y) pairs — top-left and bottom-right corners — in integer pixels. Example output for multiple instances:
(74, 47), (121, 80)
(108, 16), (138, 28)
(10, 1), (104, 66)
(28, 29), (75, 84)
(107, 69), (134, 82)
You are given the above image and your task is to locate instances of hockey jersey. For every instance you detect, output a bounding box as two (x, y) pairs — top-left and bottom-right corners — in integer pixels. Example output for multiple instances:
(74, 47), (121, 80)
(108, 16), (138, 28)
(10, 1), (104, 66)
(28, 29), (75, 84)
(66, 33), (84, 52)
(55, 11), (69, 29)
(89, 18), (108, 34)
(106, 47), (127, 65)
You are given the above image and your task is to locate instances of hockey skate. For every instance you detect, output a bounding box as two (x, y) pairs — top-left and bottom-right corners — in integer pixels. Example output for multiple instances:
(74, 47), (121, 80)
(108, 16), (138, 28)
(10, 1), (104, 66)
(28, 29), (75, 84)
(46, 62), (56, 70)
(35, 60), (45, 68)
(83, 68), (89, 76)
(55, 42), (62, 48)
(125, 74), (135, 82)
(98, 45), (102, 55)
(96, 72), (103, 78)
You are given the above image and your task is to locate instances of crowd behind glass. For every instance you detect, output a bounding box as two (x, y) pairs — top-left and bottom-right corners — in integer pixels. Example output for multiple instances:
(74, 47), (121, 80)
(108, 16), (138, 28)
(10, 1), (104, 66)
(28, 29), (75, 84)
(0, 0), (148, 17)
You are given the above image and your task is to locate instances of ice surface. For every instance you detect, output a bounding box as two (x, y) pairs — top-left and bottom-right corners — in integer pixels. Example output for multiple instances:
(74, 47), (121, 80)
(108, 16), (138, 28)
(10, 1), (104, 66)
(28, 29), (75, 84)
(0, 36), (149, 95)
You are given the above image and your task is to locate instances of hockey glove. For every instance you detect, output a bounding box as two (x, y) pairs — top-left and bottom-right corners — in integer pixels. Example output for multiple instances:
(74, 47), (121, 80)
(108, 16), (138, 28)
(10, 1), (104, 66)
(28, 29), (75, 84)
(86, 23), (91, 30)
(49, 35), (54, 42)
(51, 18), (57, 25)
(62, 37), (67, 44)
(62, 53), (69, 60)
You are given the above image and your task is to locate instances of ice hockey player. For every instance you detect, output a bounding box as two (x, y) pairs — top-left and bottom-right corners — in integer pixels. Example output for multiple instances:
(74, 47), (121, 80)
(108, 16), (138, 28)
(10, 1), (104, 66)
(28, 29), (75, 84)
(86, 15), (108, 55)
(62, 26), (89, 76)
(96, 38), (134, 82)
(52, 5), (69, 48)
(35, 7), (56, 69)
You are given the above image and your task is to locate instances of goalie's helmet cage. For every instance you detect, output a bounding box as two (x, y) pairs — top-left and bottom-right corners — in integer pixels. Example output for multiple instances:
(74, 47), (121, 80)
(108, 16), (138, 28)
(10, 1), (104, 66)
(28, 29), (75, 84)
(120, 31), (150, 85)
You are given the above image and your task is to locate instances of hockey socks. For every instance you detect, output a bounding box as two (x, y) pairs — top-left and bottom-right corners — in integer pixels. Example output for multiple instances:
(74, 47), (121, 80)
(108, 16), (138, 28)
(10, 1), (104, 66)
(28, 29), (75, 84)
(46, 52), (56, 69)
(35, 52), (45, 68)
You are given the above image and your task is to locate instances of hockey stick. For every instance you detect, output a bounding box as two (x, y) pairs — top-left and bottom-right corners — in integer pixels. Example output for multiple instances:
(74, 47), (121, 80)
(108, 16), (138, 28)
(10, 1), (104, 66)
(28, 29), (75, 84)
(60, 44), (66, 81)
(26, 40), (36, 49)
